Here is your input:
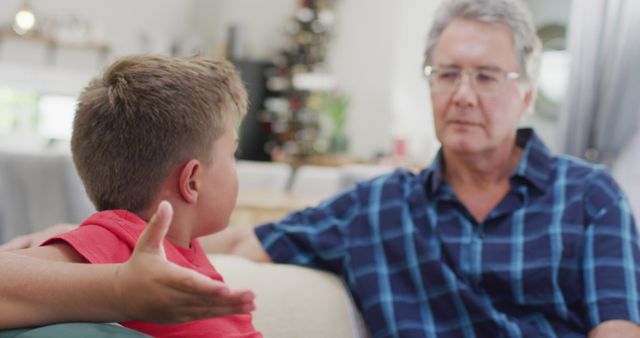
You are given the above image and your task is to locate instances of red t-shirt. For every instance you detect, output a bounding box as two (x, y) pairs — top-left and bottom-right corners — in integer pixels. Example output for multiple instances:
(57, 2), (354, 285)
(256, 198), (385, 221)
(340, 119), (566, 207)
(43, 210), (262, 338)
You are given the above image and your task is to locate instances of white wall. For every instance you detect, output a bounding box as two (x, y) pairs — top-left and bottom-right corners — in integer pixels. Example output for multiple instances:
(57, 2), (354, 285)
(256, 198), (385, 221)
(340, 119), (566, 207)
(192, 0), (295, 60)
(0, 0), (196, 95)
(0, 0), (443, 162)
(327, 0), (396, 160)
(193, 0), (442, 162)
(0, 0), (195, 55)
(328, 0), (441, 162)
(0, 0), (581, 164)
(388, 0), (442, 164)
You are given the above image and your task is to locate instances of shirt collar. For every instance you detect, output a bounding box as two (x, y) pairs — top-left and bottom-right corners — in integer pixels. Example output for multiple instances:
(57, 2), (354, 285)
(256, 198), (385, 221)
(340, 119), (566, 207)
(425, 150), (445, 196)
(423, 128), (553, 196)
(512, 128), (553, 192)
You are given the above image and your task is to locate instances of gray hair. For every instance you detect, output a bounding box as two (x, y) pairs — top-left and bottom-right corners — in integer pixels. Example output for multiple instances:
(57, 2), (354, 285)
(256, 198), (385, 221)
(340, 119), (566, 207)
(423, 0), (542, 86)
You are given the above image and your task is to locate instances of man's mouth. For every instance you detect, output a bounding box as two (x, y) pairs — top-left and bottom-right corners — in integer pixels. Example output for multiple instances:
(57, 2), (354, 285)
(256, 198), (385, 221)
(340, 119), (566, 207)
(449, 119), (480, 127)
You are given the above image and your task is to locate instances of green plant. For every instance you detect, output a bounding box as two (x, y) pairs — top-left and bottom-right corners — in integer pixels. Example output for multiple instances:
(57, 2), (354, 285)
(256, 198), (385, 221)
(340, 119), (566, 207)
(321, 91), (349, 136)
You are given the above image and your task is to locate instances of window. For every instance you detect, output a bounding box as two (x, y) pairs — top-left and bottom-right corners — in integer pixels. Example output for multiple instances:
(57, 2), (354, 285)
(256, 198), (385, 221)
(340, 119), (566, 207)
(37, 94), (77, 140)
(0, 87), (76, 143)
(0, 87), (38, 132)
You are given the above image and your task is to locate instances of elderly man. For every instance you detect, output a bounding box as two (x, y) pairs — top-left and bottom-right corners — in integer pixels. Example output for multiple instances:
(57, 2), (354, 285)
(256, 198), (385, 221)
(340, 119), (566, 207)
(1, 0), (639, 336)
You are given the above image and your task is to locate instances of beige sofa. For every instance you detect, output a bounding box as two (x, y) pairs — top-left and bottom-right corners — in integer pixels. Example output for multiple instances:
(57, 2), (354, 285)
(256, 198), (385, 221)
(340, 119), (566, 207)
(210, 254), (368, 338)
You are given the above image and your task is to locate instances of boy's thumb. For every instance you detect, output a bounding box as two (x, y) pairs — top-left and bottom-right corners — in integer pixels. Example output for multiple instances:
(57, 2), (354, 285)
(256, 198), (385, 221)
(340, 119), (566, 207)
(135, 200), (173, 258)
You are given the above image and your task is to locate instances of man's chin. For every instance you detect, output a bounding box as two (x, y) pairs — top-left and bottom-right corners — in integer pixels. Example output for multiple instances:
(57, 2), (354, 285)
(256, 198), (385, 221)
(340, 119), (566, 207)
(452, 146), (481, 155)
(443, 137), (484, 154)
(442, 133), (482, 152)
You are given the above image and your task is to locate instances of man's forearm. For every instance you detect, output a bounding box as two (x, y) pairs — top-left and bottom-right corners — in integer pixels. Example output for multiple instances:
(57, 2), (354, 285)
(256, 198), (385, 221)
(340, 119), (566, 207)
(0, 253), (122, 328)
(589, 320), (640, 338)
(199, 227), (272, 262)
(199, 226), (248, 254)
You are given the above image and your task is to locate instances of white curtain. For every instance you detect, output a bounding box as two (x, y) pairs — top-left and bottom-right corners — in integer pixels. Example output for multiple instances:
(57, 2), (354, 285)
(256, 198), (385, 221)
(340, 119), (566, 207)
(613, 131), (640, 219)
(559, 0), (640, 166)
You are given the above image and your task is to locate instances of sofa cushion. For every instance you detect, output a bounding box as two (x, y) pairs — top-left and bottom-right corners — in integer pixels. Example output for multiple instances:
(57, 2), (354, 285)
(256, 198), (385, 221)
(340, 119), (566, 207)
(210, 254), (368, 338)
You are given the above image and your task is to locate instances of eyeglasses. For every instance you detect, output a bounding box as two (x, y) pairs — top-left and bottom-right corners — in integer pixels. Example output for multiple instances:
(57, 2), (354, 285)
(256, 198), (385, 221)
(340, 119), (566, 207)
(424, 65), (522, 97)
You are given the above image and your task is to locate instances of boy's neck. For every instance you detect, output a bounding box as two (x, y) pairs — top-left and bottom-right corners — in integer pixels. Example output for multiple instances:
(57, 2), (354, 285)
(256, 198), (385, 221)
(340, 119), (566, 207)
(138, 201), (194, 249)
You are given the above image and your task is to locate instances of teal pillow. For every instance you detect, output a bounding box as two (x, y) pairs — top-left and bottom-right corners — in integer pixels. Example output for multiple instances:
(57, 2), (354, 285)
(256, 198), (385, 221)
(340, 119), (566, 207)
(0, 323), (149, 338)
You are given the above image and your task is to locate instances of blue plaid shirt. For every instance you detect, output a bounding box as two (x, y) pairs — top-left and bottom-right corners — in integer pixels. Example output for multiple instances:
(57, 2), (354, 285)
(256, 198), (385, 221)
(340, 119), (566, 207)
(255, 129), (640, 338)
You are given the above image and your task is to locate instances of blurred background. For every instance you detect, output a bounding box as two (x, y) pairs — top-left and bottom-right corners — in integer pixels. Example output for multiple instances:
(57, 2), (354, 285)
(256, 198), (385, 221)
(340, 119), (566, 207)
(0, 0), (638, 240)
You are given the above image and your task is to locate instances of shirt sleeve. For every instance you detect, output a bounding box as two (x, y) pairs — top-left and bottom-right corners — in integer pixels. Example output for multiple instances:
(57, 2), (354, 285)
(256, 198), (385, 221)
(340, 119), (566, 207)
(581, 169), (640, 328)
(43, 225), (132, 264)
(255, 186), (361, 274)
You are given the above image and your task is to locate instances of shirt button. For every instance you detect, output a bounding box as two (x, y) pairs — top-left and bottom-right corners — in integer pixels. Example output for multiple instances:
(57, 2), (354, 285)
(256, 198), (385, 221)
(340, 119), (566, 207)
(478, 231), (485, 239)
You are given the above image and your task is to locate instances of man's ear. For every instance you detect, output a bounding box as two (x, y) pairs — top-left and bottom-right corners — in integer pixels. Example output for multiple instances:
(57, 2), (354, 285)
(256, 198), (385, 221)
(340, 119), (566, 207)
(521, 82), (536, 115)
(178, 159), (201, 204)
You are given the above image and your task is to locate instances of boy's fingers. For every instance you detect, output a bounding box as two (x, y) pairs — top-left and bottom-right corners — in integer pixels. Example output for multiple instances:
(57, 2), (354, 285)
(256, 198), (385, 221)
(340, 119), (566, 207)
(178, 291), (255, 310)
(190, 288), (255, 308)
(227, 289), (256, 303)
(157, 268), (257, 321)
(160, 302), (255, 324)
(186, 302), (256, 320)
(135, 201), (173, 257)
(162, 266), (255, 306)
(170, 291), (256, 321)
(164, 265), (232, 296)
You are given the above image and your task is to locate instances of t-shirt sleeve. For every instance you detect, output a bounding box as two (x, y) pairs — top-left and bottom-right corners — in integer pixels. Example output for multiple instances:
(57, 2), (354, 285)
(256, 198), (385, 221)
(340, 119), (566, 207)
(43, 225), (133, 264)
(255, 186), (361, 274)
(581, 169), (640, 328)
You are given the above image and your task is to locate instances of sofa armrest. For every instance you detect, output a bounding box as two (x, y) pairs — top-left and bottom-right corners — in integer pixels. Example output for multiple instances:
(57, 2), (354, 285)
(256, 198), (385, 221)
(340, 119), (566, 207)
(209, 254), (368, 338)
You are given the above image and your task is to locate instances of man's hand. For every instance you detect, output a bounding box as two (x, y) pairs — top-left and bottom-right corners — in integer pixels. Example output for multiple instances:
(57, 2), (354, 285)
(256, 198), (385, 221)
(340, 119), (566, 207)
(0, 224), (77, 251)
(113, 201), (256, 323)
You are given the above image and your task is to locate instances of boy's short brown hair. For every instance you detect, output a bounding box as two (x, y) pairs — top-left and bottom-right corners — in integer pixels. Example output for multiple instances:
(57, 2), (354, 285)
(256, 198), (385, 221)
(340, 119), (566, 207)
(72, 54), (247, 212)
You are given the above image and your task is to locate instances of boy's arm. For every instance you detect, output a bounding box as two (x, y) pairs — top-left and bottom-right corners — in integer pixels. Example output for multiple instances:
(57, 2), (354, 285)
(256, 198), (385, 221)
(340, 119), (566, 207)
(0, 201), (255, 329)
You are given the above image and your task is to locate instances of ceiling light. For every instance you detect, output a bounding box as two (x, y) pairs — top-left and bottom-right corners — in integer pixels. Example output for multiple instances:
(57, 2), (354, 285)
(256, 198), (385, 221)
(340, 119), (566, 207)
(13, 3), (37, 36)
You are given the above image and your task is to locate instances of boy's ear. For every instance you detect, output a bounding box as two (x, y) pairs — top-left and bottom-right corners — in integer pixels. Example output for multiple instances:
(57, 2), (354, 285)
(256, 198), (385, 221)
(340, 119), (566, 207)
(178, 159), (201, 204)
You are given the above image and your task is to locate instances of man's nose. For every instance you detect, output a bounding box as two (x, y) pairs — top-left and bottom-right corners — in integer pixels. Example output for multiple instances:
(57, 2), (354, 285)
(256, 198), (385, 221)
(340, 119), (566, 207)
(452, 72), (478, 107)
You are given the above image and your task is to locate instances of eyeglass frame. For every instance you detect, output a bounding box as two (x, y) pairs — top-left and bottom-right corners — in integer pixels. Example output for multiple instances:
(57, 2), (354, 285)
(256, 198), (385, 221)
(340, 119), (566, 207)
(423, 65), (524, 97)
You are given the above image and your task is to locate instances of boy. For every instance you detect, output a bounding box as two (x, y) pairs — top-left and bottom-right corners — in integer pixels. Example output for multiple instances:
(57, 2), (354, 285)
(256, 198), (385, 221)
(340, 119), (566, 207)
(10, 54), (262, 337)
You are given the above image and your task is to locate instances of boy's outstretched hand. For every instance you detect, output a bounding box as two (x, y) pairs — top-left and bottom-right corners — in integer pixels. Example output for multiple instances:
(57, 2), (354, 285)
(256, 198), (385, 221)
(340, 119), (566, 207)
(114, 201), (256, 323)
